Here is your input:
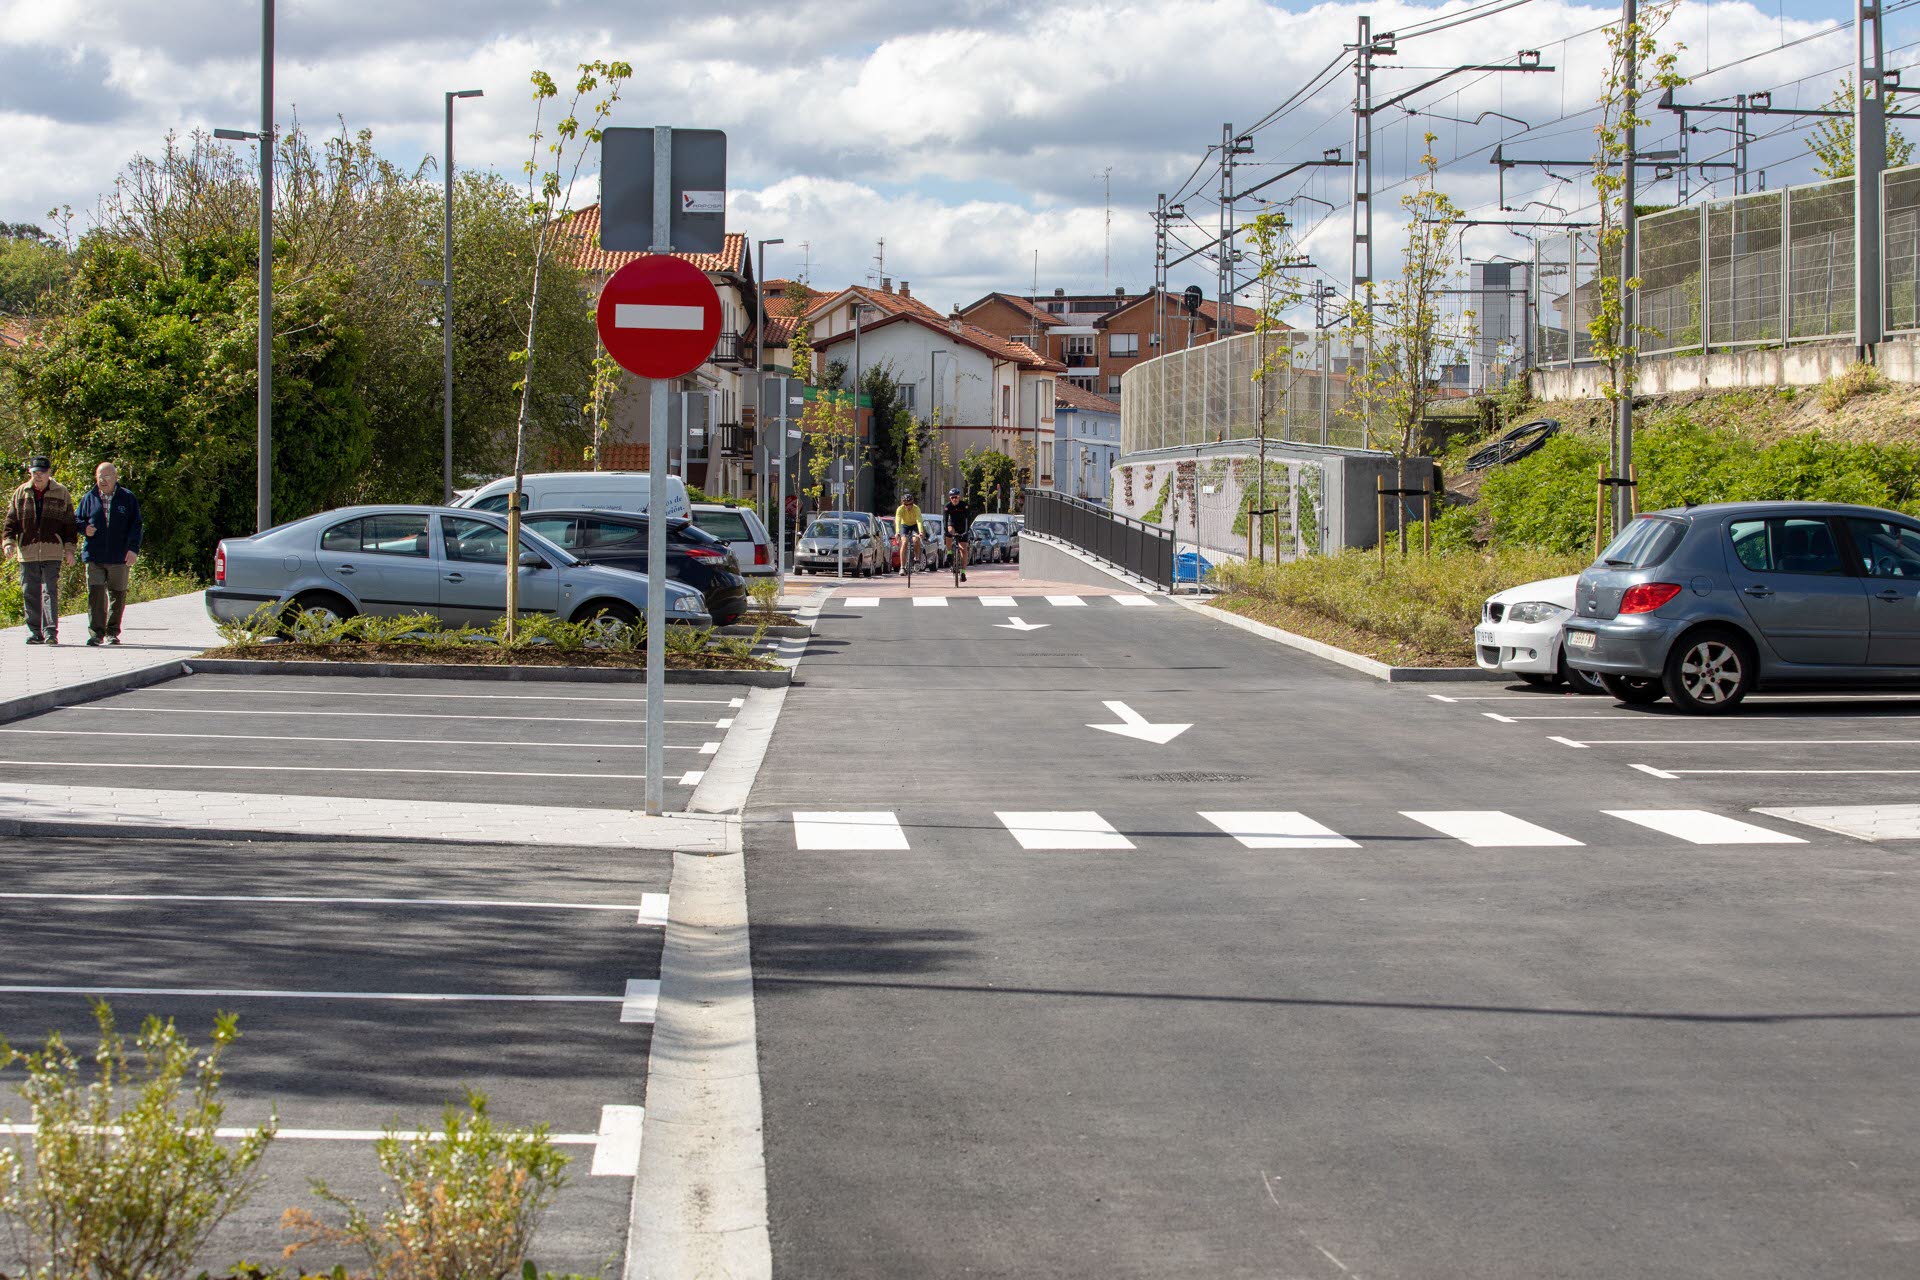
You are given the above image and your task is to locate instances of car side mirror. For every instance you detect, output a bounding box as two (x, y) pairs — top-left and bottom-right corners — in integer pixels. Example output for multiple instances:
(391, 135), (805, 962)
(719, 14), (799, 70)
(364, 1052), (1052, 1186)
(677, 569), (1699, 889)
(518, 551), (547, 568)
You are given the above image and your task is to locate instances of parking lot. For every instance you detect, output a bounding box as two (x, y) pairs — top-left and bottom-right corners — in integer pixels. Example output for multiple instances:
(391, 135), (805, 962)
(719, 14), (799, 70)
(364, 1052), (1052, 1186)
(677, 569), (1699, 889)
(0, 827), (667, 1273)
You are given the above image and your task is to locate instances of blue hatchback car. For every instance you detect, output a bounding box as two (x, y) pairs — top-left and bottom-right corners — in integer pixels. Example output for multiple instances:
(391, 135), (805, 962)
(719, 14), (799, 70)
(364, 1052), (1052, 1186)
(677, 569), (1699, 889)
(1564, 501), (1920, 713)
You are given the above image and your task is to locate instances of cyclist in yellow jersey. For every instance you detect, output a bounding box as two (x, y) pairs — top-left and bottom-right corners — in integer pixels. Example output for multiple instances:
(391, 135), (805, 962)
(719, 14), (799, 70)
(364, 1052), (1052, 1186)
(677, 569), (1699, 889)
(894, 496), (924, 573)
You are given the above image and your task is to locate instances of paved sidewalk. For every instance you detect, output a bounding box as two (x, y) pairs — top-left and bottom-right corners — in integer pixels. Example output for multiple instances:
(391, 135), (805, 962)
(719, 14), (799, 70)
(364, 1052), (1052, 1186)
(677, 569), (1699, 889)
(0, 589), (216, 708)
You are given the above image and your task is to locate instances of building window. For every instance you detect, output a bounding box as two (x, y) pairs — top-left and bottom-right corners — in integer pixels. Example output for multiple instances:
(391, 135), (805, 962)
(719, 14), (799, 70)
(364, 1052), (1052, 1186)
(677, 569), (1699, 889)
(901, 383), (915, 410)
(1109, 333), (1139, 357)
(1107, 376), (1122, 395)
(1067, 375), (1096, 391)
(1002, 385), (1011, 423)
(1045, 301), (1065, 314)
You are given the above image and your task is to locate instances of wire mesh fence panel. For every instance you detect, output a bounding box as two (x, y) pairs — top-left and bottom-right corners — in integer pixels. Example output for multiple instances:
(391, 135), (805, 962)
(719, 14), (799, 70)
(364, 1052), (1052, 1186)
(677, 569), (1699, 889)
(1121, 329), (1362, 457)
(1570, 230), (1602, 361)
(1785, 177), (1855, 340)
(1533, 236), (1575, 364)
(1638, 206), (1701, 353)
(1705, 191), (1783, 346)
(1886, 166), (1920, 333)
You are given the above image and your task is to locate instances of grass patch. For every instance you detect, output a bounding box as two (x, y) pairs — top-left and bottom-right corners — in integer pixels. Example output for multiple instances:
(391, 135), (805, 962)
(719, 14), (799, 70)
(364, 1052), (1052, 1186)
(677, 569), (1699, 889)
(0, 564), (202, 629)
(1819, 360), (1889, 412)
(1209, 547), (1588, 666)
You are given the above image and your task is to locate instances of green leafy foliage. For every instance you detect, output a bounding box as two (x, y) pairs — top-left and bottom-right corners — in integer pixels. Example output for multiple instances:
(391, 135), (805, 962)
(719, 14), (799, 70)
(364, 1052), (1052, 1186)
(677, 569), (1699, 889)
(959, 448), (1017, 512)
(0, 563), (200, 630)
(284, 1090), (568, 1280)
(0, 1003), (275, 1280)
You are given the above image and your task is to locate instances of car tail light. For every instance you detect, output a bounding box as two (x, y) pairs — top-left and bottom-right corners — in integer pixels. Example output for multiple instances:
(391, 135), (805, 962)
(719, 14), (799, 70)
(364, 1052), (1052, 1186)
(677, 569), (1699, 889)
(753, 544), (770, 566)
(214, 543), (226, 585)
(1620, 582), (1683, 614)
(685, 546), (726, 561)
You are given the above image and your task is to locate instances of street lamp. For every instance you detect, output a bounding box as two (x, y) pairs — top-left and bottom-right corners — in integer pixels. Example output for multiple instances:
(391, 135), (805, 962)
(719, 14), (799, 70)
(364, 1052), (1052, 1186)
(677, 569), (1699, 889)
(212, 3), (274, 531)
(442, 88), (483, 504)
(754, 235), (783, 551)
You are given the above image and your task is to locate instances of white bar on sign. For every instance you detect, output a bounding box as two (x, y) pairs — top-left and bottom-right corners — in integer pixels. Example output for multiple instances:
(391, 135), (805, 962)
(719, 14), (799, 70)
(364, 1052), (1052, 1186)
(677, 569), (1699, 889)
(614, 303), (705, 331)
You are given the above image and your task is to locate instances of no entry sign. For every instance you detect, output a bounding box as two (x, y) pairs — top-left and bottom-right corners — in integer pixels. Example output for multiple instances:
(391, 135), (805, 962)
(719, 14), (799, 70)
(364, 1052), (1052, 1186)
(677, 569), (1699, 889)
(595, 255), (723, 380)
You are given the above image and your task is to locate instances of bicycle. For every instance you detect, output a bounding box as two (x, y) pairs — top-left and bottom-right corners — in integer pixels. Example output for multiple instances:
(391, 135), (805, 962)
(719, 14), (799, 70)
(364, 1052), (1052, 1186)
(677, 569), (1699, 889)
(950, 533), (969, 588)
(899, 530), (918, 588)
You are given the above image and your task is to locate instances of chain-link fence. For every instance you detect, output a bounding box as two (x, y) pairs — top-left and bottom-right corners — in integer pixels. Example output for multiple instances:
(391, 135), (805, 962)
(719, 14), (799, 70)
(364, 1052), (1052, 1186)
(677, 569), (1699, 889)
(1538, 163), (1920, 362)
(1119, 328), (1363, 456)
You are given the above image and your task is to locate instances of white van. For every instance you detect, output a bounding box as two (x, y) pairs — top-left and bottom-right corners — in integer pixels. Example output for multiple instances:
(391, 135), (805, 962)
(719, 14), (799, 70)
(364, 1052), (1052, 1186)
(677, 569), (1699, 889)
(454, 472), (692, 521)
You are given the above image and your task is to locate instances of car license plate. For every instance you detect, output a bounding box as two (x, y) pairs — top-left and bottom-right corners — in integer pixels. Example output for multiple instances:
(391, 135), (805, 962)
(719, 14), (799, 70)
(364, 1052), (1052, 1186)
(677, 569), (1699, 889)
(1566, 629), (1597, 651)
(1474, 627), (1497, 646)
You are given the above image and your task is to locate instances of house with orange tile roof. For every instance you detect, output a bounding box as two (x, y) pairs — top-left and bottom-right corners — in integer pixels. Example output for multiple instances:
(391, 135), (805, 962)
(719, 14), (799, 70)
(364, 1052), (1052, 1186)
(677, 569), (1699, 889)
(551, 206), (797, 497)
(809, 279), (1068, 508)
(1052, 381), (1122, 503)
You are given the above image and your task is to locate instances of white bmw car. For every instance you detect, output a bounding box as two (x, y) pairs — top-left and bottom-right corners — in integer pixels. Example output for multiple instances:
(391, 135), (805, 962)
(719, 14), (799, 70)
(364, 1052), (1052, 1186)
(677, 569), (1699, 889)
(1474, 575), (1605, 694)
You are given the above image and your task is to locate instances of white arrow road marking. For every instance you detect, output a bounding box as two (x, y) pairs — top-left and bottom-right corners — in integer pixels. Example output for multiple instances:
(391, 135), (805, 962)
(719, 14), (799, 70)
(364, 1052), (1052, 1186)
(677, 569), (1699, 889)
(997, 616), (1048, 631)
(1087, 700), (1190, 745)
(614, 303), (705, 331)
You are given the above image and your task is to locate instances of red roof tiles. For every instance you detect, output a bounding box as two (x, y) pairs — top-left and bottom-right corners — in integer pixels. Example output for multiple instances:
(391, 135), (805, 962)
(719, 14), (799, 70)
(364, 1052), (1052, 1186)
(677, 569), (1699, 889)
(1055, 382), (1121, 414)
(549, 205), (746, 277)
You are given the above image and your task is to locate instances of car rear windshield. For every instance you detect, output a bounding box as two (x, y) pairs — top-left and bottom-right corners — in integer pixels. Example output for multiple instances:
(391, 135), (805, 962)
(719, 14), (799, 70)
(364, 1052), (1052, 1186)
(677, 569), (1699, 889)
(695, 511), (754, 541)
(1598, 516), (1685, 569)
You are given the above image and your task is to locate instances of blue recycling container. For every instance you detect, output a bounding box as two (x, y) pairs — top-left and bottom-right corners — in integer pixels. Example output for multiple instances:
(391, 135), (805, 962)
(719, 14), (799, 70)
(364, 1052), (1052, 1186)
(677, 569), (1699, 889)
(1175, 550), (1214, 583)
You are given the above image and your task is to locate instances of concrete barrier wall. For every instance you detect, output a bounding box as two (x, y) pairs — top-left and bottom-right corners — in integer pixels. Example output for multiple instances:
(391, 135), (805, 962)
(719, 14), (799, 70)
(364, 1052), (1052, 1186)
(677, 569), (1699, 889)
(1530, 336), (1906, 401)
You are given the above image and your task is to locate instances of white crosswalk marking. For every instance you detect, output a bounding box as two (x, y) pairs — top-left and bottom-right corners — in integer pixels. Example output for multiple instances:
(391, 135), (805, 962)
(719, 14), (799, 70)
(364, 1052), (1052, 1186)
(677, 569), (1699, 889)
(1402, 810), (1583, 848)
(979, 595), (1017, 607)
(792, 811), (910, 850)
(912, 596), (949, 607)
(1605, 810), (1806, 845)
(1113, 594), (1156, 607)
(996, 811), (1133, 850)
(1045, 595), (1086, 607)
(1200, 811), (1359, 849)
(843, 597), (879, 608)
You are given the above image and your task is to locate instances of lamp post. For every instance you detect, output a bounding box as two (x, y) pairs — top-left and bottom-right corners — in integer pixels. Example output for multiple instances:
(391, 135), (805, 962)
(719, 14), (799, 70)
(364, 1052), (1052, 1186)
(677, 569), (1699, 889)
(212, 1), (274, 531)
(754, 236), (783, 535)
(442, 88), (483, 504)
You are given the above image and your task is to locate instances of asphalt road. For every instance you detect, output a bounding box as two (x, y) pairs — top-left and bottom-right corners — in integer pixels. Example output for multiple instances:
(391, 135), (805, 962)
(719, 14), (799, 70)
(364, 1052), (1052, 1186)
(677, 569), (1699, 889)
(0, 830), (670, 1276)
(745, 575), (1920, 1278)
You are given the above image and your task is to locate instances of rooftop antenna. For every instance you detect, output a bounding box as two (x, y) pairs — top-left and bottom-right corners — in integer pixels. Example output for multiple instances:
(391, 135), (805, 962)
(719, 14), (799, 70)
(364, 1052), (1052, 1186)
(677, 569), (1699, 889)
(798, 241), (811, 286)
(1030, 248), (1040, 355)
(1102, 166), (1113, 290)
(867, 238), (886, 286)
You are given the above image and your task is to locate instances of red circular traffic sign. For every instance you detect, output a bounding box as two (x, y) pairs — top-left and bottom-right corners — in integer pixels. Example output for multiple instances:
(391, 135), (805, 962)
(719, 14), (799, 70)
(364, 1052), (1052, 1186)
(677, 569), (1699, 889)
(595, 254), (723, 379)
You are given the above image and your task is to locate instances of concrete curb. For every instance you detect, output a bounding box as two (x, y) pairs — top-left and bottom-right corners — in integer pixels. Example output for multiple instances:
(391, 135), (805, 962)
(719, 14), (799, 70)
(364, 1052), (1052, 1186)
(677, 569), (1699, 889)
(182, 656), (792, 688)
(718, 623), (811, 639)
(0, 658), (190, 726)
(1172, 596), (1508, 683)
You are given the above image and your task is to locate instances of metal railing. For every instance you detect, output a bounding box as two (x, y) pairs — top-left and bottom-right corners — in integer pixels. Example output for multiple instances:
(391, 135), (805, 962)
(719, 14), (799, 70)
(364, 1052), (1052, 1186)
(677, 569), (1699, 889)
(1023, 487), (1173, 589)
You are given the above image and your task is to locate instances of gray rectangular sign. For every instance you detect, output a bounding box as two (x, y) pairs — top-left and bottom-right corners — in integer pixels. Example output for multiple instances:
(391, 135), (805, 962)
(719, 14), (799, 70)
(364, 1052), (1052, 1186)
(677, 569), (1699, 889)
(600, 126), (727, 254)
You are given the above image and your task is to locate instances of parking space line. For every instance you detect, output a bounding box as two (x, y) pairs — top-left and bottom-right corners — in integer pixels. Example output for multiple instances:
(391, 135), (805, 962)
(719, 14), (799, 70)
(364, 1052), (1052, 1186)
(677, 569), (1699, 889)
(1636, 767), (1920, 776)
(0, 729), (697, 751)
(591, 1105), (646, 1176)
(0, 983), (628, 1005)
(1604, 810), (1806, 845)
(621, 979), (661, 1024)
(1563, 737), (1920, 747)
(678, 769), (705, 785)
(0, 891), (662, 913)
(1401, 811), (1583, 848)
(64, 707), (709, 726)
(729, 697), (744, 708)
(1427, 694), (1458, 703)
(1482, 712), (1517, 723)
(637, 893), (670, 927)
(1548, 736), (1588, 748)
(0, 759), (657, 780)
(1632, 763), (1681, 780)
(715, 717), (735, 728)
(699, 741), (721, 755)
(147, 687), (732, 705)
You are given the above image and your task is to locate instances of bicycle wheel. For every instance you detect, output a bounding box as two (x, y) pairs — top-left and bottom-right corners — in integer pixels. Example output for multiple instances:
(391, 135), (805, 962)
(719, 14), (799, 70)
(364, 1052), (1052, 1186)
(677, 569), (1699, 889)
(904, 539), (913, 587)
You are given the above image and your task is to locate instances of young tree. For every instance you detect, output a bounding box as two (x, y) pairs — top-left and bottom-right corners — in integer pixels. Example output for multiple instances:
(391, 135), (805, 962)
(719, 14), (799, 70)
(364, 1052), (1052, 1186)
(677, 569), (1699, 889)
(859, 362), (908, 510)
(1246, 209), (1306, 558)
(960, 447), (1017, 511)
(1342, 137), (1473, 458)
(1809, 77), (1915, 179)
(506, 59), (630, 637)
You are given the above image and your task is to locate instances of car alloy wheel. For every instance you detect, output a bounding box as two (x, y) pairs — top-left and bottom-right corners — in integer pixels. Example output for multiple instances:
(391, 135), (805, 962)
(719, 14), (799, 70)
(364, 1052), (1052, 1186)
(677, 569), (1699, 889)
(1664, 630), (1753, 714)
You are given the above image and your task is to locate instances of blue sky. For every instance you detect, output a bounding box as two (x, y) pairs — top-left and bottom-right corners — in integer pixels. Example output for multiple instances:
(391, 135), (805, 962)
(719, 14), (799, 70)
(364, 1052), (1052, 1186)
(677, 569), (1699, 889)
(0, 0), (1894, 313)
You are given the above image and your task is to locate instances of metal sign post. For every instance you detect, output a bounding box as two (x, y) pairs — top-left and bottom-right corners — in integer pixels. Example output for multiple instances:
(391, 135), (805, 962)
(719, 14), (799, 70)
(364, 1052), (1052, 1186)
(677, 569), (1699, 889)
(646, 129), (672, 816)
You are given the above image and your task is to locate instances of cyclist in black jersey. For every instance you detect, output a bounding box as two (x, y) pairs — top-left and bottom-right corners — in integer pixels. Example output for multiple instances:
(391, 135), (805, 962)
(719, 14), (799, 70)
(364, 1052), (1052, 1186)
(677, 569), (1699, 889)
(942, 488), (973, 583)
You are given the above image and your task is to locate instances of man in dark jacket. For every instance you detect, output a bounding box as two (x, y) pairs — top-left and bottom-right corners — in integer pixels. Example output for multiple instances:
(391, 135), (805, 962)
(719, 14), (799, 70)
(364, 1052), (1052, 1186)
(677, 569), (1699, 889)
(3, 455), (77, 644)
(75, 462), (143, 646)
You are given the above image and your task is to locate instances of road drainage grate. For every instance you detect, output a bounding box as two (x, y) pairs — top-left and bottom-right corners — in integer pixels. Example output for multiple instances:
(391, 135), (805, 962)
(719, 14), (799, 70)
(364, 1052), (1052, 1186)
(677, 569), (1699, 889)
(1121, 771), (1257, 784)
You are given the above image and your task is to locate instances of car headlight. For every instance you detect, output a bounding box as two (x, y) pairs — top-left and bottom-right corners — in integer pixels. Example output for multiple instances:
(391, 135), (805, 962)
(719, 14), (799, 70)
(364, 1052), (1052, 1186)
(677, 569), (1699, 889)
(1505, 600), (1570, 625)
(673, 595), (703, 614)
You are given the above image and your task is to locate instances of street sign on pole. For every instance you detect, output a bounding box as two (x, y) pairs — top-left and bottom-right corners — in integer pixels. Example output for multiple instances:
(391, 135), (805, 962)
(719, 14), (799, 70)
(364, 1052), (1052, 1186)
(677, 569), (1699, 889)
(599, 127), (727, 254)
(595, 255), (723, 380)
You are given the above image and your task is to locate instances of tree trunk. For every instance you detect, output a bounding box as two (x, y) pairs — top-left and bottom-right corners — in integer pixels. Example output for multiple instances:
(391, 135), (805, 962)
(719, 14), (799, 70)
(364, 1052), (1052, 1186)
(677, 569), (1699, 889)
(506, 228), (548, 644)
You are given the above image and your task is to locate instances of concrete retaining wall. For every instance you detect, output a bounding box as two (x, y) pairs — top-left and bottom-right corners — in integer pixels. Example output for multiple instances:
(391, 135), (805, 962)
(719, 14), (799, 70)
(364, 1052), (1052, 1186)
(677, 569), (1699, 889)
(1530, 336), (1904, 401)
(1018, 534), (1161, 593)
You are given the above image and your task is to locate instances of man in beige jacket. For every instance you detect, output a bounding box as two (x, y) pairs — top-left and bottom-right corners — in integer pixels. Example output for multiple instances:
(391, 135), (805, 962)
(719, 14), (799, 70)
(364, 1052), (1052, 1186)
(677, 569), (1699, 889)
(3, 456), (78, 644)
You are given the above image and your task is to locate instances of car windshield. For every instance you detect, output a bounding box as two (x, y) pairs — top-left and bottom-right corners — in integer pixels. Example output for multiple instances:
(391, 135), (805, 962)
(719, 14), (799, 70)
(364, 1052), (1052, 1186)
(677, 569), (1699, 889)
(1598, 516), (1685, 569)
(805, 520), (857, 540)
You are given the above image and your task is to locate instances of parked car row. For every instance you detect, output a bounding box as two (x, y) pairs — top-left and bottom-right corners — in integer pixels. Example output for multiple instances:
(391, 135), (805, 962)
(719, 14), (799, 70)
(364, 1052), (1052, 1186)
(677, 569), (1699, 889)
(1478, 499), (1920, 713)
(791, 509), (1027, 575)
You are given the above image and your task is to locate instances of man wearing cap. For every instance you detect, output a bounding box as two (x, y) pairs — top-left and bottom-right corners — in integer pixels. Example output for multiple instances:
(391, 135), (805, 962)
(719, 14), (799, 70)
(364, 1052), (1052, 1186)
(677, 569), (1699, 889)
(75, 462), (143, 646)
(2, 456), (78, 645)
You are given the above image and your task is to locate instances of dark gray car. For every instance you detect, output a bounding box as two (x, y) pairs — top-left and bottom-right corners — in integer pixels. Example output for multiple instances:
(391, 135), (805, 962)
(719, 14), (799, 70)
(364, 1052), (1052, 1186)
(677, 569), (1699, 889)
(1564, 500), (1920, 712)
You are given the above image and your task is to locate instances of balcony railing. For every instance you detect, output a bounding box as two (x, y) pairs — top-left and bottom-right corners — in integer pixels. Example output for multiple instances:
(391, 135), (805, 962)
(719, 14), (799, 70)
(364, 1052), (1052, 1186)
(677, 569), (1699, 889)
(1063, 350), (1100, 368)
(716, 422), (754, 458)
(708, 330), (743, 365)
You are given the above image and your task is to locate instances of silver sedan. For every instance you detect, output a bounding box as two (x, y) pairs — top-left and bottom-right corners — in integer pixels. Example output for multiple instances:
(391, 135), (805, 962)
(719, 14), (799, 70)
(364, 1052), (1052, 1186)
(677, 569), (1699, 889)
(205, 505), (712, 628)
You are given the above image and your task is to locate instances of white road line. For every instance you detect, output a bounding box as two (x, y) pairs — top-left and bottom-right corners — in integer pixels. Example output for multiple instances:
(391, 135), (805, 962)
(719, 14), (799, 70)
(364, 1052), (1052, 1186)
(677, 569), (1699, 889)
(1112, 595), (1155, 607)
(677, 770), (706, 786)
(1427, 694), (1458, 703)
(0, 891), (657, 913)
(715, 717), (735, 728)
(0, 729), (692, 751)
(842, 597), (880, 608)
(1401, 810), (1584, 848)
(1604, 810), (1806, 845)
(792, 811), (910, 850)
(1045, 595), (1087, 607)
(1575, 738), (1920, 747)
(0, 984), (627, 1005)
(1482, 712), (1517, 723)
(1754, 804), (1920, 841)
(1641, 767), (1920, 776)
(0, 759), (654, 780)
(979, 595), (1017, 607)
(1199, 811), (1359, 849)
(728, 697), (744, 708)
(699, 741), (721, 755)
(65, 707), (704, 726)
(1548, 736), (1589, 748)
(636, 892), (670, 927)
(621, 978), (661, 1024)
(1631, 763), (1681, 780)
(590, 1105), (645, 1177)
(912, 596), (949, 607)
(158, 687), (728, 705)
(996, 810), (1133, 850)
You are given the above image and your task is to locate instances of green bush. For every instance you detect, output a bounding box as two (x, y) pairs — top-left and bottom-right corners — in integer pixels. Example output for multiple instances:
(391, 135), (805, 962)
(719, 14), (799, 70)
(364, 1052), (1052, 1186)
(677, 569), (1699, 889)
(0, 562), (202, 630)
(0, 1003), (276, 1280)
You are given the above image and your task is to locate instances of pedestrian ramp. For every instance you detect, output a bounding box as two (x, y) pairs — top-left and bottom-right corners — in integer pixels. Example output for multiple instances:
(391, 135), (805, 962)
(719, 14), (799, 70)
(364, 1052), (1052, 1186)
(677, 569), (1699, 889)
(786, 807), (1827, 852)
(831, 593), (1156, 610)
